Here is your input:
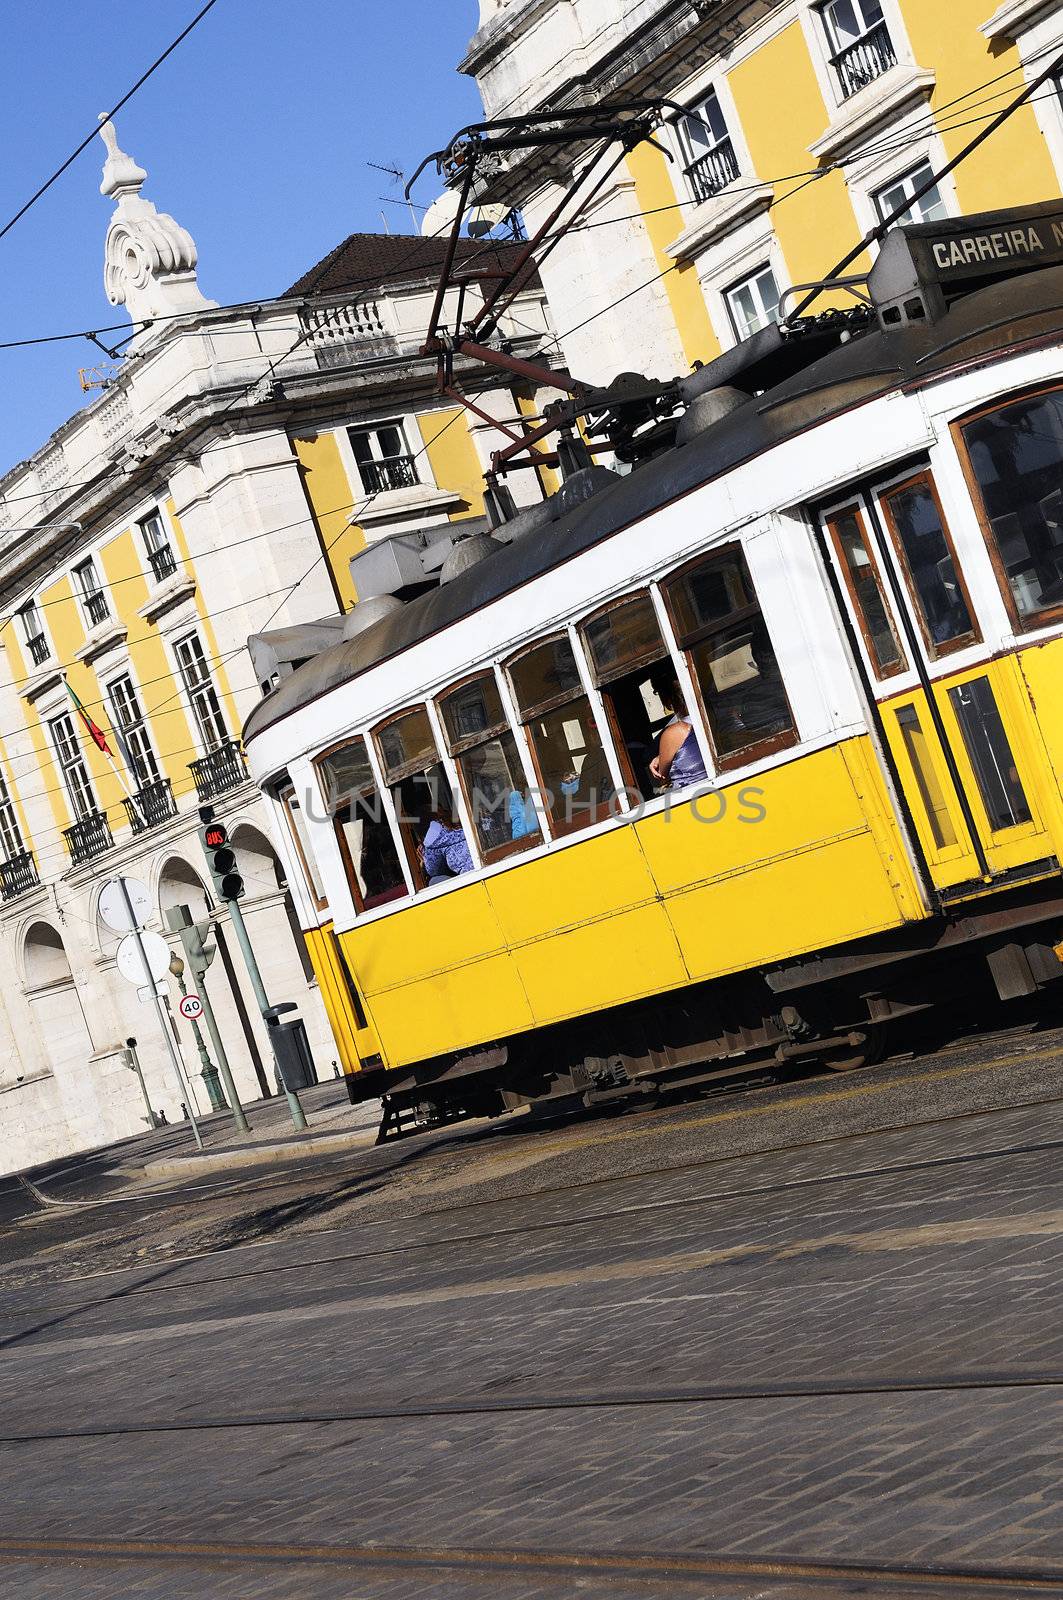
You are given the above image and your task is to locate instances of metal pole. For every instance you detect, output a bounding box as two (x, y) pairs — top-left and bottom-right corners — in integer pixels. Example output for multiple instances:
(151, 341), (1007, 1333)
(226, 898), (307, 1132)
(175, 967), (227, 1112)
(123, 1038), (157, 1129)
(116, 876), (203, 1150)
(178, 925), (251, 1136)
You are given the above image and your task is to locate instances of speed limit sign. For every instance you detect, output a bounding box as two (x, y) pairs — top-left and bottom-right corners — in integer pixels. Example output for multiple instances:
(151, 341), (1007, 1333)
(178, 994), (204, 1023)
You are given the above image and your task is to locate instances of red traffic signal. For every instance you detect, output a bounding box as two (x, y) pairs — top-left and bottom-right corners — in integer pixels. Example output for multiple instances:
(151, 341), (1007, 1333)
(204, 823), (228, 849)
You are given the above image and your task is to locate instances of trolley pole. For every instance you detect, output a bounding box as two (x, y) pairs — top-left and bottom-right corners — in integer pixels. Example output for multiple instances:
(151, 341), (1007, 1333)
(227, 899), (308, 1133)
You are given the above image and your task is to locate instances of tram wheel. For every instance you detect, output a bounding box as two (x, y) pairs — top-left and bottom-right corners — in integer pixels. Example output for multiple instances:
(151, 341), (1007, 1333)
(821, 1024), (886, 1073)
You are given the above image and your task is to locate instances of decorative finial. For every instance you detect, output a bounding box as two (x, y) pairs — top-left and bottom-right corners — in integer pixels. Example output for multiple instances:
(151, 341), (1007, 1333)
(98, 115), (148, 200)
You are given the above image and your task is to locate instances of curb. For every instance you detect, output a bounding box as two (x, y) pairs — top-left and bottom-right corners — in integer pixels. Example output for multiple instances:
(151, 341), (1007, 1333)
(141, 1126), (378, 1181)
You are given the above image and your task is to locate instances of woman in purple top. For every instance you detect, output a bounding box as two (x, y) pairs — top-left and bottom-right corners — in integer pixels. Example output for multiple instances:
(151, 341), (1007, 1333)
(419, 811), (474, 883)
(650, 676), (709, 790)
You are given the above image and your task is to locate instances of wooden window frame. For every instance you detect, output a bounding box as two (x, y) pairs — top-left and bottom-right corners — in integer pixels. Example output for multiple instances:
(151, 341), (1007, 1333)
(314, 734), (409, 914)
(370, 706), (450, 892)
(277, 782), (329, 915)
(951, 384), (1063, 636)
(578, 592), (671, 796)
(877, 469), (981, 659)
(436, 670), (540, 867)
(660, 544), (799, 773)
(504, 634), (616, 838)
(824, 501), (908, 680)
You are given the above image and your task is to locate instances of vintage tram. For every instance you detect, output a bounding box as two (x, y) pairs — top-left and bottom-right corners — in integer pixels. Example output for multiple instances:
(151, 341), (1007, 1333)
(245, 204), (1063, 1132)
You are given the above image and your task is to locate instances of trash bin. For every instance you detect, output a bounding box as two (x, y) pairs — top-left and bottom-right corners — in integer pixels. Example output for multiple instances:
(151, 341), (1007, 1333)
(264, 1005), (318, 1092)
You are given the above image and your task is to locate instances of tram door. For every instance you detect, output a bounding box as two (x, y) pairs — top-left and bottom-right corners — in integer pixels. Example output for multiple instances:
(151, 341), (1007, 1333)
(822, 471), (1054, 897)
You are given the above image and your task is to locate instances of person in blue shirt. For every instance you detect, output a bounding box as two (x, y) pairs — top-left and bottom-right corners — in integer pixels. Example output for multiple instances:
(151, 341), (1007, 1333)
(418, 807), (474, 884)
(650, 675), (709, 790)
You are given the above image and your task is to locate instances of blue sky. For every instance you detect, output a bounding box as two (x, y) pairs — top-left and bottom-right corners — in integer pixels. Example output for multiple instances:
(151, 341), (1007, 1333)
(0, 0), (484, 468)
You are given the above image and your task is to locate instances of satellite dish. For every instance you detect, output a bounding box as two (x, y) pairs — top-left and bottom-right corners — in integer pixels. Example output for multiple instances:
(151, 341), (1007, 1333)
(421, 189), (463, 240)
(467, 203), (510, 239)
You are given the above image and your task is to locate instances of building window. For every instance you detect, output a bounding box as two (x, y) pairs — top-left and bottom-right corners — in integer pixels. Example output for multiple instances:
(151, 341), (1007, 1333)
(579, 593), (680, 801)
(679, 87), (740, 205)
(725, 264), (781, 342)
(316, 738), (408, 912)
(662, 546), (796, 770)
(874, 160), (947, 227)
(374, 707), (469, 889)
(107, 675), (160, 789)
(174, 633), (228, 751)
(50, 712), (98, 820)
(140, 509), (178, 584)
(825, 505), (908, 678)
(0, 776), (24, 862)
(348, 422), (419, 494)
(820, 0), (897, 99)
(73, 558), (110, 628)
(17, 600), (49, 668)
(879, 472), (978, 657)
(437, 674), (542, 863)
(958, 387), (1063, 631)
(507, 636), (617, 838)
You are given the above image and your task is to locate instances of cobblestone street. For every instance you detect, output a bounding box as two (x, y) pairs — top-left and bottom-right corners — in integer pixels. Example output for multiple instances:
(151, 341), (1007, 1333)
(2, 1026), (1063, 1597)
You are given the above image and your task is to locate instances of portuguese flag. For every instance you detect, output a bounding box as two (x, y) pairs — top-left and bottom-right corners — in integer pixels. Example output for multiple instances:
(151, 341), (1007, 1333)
(63, 675), (112, 756)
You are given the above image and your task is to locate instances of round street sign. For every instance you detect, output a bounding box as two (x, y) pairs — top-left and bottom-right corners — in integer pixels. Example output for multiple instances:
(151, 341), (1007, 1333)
(116, 930), (171, 988)
(178, 994), (204, 1023)
(98, 876), (152, 935)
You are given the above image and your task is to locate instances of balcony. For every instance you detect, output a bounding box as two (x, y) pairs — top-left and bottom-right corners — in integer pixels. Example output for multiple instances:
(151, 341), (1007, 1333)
(123, 777), (177, 834)
(64, 810), (113, 865)
(189, 739), (248, 801)
(359, 456), (419, 494)
(147, 543), (178, 584)
(830, 19), (897, 99)
(685, 139), (741, 206)
(0, 849), (39, 901)
(300, 297), (398, 370)
(84, 590), (110, 628)
(26, 633), (49, 668)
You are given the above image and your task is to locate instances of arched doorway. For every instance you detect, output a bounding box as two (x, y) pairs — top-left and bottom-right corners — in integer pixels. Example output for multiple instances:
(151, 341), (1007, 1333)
(22, 921), (96, 1109)
(230, 822), (316, 986)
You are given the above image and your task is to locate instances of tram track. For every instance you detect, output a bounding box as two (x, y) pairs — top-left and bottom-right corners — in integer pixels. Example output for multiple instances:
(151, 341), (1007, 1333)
(0, 1531), (1060, 1596)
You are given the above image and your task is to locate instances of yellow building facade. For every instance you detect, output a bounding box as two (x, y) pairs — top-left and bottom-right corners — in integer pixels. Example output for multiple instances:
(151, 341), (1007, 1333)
(462, 0), (1063, 383)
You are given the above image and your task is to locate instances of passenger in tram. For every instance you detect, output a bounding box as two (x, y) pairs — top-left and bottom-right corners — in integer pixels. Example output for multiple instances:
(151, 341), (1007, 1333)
(649, 674), (709, 790)
(418, 805), (474, 883)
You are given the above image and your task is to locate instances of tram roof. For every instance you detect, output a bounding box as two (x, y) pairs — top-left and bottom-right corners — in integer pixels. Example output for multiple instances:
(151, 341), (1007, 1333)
(244, 261), (1063, 748)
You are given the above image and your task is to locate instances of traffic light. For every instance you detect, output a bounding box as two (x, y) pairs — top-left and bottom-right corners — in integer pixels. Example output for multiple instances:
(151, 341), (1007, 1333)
(198, 805), (245, 902)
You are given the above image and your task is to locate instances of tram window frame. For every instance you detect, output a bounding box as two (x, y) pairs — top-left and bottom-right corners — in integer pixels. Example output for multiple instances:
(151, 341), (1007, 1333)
(276, 781), (329, 914)
(578, 591), (678, 799)
(371, 704), (470, 892)
(877, 470), (980, 659)
(505, 633), (618, 839)
(659, 543), (798, 772)
(953, 384), (1063, 635)
(436, 670), (542, 866)
(824, 502), (909, 680)
(314, 734), (410, 914)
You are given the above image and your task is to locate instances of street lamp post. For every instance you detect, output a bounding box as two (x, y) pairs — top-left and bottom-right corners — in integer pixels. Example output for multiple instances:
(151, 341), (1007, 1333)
(168, 951), (227, 1112)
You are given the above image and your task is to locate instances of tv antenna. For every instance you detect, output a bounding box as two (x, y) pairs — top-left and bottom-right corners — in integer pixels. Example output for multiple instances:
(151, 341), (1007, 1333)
(368, 159), (419, 231)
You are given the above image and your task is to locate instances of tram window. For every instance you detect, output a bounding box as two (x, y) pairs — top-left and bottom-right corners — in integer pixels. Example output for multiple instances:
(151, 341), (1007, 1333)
(661, 546), (796, 770)
(437, 674), (541, 862)
(580, 593), (690, 799)
(375, 708), (472, 889)
(825, 506), (907, 678)
(948, 677), (1031, 832)
(316, 737), (408, 912)
(508, 636), (617, 837)
(880, 473), (978, 657)
(277, 783), (328, 912)
(959, 388), (1063, 629)
(895, 705), (957, 850)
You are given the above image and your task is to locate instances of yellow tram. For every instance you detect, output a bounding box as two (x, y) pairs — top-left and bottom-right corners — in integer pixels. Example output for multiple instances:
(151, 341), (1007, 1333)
(245, 204), (1063, 1130)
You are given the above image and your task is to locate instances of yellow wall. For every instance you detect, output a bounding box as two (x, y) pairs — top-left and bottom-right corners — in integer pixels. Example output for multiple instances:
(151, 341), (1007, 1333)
(625, 142), (721, 368)
(415, 407), (486, 521)
(339, 736), (925, 1071)
(291, 432), (363, 612)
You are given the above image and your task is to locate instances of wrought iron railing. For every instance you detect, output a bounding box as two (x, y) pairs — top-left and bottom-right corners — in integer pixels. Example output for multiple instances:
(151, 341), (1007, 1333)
(830, 19), (897, 98)
(124, 777), (177, 834)
(26, 633), (49, 667)
(685, 139), (740, 205)
(0, 849), (39, 901)
(64, 810), (113, 865)
(189, 738), (248, 801)
(84, 589), (110, 628)
(359, 455), (419, 494)
(147, 543), (178, 583)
